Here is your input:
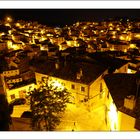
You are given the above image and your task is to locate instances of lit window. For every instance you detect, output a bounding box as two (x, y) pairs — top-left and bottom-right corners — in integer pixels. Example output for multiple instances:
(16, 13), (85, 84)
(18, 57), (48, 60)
(81, 86), (85, 92)
(11, 94), (15, 100)
(19, 90), (26, 98)
(71, 84), (75, 89)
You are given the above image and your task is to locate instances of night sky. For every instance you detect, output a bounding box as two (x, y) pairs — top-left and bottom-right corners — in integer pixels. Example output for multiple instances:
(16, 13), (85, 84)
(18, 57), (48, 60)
(0, 9), (140, 27)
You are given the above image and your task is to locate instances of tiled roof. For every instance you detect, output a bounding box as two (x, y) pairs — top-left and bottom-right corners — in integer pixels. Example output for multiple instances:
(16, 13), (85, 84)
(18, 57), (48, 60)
(104, 73), (140, 120)
(88, 52), (128, 73)
(35, 57), (108, 85)
(104, 73), (138, 108)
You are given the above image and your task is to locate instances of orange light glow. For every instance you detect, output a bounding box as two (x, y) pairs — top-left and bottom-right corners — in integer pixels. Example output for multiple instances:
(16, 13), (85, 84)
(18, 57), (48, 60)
(50, 80), (64, 91)
(7, 40), (12, 49)
(6, 16), (12, 22)
(108, 103), (118, 130)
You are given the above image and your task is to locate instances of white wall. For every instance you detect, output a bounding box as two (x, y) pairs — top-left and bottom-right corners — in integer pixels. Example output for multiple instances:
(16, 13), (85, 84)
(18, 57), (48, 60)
(3, 69), (20, 77)
(6, 83), (35, 102)
(35, 72), (88, 104)
(118, 111), (137, 131)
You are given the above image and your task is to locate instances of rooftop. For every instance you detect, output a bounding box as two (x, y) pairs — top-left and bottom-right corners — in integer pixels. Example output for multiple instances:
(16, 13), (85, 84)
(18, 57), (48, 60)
(104, 73), (140, 118)
(35, 56), (108, 85)
(88, 52), (128, 73)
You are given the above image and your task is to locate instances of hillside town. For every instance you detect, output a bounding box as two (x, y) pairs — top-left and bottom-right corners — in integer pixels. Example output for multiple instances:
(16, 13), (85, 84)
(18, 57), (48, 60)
(0, 16), (140, 131)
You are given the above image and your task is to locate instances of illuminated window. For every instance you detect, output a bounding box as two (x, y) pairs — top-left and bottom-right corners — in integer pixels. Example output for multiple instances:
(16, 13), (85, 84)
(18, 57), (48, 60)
(81, 86), (85, 92)
(11, 94), (15, 100)
(71, 84), (75, 89)
(19, 90), (26, 98)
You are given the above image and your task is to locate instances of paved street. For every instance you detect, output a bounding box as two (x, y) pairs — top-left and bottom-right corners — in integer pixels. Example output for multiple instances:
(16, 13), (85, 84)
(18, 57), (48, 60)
(10, 117), (31, 131)
(56, 103), (109, 131)
(10, 108), (107, 131)
(9, 103), (109, 131)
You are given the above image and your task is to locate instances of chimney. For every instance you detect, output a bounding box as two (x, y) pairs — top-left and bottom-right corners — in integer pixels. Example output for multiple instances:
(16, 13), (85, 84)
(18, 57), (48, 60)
(124, 95), (136, 110)
(80, 68), (83, 76)
(76, 68), (83, 80)
(55, 62), (59, 70)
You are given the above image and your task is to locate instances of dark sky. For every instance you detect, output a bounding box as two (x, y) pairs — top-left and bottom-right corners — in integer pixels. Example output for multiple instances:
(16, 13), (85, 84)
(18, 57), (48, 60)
(0, 9), (140, 27)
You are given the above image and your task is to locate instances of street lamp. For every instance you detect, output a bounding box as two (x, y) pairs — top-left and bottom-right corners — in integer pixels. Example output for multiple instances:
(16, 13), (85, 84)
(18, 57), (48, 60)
(51, 80), (65, 91)
(6, 16), (12, 23)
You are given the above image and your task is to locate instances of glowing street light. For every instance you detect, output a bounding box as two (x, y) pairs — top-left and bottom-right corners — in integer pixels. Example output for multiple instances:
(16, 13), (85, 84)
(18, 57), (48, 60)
(51, 80), (65, 91)
(108, 103), (118, 130)
(16, 23), (21, 28)
(6, 16), (13, 23)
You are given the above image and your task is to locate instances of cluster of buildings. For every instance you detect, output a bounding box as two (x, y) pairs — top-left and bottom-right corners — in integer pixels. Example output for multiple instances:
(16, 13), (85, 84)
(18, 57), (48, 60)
(0, 16), (140, 130)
